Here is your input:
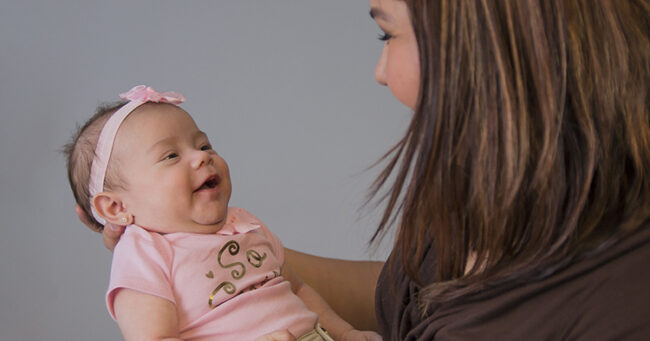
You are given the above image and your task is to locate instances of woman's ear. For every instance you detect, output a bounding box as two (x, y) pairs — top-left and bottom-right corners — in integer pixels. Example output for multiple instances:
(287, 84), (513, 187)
(91, 192), (133, 226)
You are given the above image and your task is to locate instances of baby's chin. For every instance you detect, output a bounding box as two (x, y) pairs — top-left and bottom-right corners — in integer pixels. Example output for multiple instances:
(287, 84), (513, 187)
(137, 218), (225, 235)
(187, 218), (227, 234)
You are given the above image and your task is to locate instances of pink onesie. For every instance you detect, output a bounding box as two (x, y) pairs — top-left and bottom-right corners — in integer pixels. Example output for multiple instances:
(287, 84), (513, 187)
(106, 207), (318, 340)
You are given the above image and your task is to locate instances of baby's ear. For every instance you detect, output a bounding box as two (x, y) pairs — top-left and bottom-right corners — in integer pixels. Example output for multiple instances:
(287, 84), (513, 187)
(91, 192), (133, 226)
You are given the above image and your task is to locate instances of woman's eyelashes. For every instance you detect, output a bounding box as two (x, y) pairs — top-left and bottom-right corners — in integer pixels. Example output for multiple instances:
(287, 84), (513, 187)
(378, 32), (393, 42)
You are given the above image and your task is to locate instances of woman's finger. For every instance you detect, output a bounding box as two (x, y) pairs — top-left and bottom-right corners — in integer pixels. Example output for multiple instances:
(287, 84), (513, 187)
(75, 204), (125, 251)
(341, 330), (383, 341)
(75, 205), (99, 232)
(255, 330), (297, 341)
(102, 223), (125, 252)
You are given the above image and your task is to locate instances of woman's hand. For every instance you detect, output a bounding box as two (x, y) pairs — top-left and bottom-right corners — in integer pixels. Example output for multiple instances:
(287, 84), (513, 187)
(254, 330), (296, 341)
(75, 205), (125, 251)
(341, 329), (383, 341)
(284, 248), (383, 331)
(255, 329), (381, 341)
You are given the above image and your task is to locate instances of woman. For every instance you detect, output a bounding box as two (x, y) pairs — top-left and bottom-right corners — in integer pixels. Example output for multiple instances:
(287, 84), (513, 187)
(84, 0), (650, 339)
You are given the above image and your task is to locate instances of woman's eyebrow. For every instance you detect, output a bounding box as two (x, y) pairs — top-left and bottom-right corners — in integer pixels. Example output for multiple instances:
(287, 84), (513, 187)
(370, 7), (392, 22)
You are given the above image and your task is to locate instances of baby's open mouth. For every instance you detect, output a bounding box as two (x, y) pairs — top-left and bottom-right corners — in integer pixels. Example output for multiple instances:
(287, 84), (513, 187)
(196, 175), (219, 192)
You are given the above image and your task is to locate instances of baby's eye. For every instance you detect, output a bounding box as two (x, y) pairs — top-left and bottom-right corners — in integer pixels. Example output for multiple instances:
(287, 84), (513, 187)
(200, 144), (212, 151)
(164, 152), (179, 160)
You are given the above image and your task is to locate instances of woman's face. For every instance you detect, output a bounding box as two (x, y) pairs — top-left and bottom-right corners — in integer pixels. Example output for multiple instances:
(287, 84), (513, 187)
(370, 0), (420, 110)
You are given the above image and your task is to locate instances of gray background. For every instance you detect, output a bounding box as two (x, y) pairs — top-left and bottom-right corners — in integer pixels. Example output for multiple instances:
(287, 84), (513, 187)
(0, 1), (409, 340)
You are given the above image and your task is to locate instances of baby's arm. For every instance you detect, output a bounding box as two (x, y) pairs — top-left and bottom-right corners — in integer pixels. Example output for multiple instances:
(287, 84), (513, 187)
(282, 262), (381, 341)
(113, 288), (183, 341)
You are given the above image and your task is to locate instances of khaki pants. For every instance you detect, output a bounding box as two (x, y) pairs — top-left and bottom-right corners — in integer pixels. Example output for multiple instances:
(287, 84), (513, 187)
(297, 324), (335, 341)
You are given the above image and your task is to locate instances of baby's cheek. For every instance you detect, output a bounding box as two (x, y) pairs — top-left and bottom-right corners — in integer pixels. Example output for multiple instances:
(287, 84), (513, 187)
(138, 195), (172, 222)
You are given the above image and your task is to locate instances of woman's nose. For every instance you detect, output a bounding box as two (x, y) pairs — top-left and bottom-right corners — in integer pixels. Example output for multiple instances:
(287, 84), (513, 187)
(191, 150), (212, 169)
(375, 44), (388, 86)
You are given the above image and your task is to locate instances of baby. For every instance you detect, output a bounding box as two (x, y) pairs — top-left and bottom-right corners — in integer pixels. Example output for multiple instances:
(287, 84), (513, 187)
(64, 85), (376, 341)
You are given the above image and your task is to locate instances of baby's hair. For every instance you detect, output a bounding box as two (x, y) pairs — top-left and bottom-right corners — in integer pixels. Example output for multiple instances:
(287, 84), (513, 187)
(63, 101), (127, 231)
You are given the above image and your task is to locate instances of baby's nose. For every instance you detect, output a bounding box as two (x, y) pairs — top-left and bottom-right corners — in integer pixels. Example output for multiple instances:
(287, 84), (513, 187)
(191, 150), (212, 169)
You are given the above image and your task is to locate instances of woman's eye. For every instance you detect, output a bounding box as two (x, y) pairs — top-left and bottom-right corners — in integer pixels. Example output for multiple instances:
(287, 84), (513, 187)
(378, 32), (392, 42)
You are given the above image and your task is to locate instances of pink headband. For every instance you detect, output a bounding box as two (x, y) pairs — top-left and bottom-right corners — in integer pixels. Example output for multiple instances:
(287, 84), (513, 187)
(89, 85), (185, 225)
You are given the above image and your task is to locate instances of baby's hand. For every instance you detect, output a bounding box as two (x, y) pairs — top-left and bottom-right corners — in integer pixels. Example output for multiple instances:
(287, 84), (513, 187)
(341, 329), (382, 341)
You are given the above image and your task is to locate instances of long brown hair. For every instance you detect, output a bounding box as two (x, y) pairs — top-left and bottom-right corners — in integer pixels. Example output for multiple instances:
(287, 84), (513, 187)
(370, 0), (650, 310)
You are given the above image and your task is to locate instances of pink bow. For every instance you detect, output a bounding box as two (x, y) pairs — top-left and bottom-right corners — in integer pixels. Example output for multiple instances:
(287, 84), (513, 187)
(119, 85), (186, 104)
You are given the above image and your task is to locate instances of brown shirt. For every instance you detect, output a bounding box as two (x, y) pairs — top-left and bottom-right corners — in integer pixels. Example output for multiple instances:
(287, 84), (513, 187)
(375, 226), (650, 340)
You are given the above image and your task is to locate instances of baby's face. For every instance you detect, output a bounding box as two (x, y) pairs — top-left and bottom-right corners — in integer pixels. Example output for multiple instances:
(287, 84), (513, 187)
(111, 103), (232, 234)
